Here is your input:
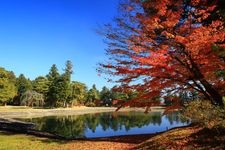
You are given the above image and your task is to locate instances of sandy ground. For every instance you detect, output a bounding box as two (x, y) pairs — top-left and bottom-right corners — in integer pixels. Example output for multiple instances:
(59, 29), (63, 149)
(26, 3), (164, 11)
(0, 106), (165, 119)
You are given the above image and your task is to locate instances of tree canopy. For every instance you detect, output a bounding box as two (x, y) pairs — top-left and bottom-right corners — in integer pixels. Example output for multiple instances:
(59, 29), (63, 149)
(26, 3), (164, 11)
(0, 67), (17, 104)
(99, 0), (225, 110)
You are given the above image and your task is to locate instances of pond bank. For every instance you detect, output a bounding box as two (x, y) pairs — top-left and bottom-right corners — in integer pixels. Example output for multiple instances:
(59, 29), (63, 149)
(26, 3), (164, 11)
(0, 106), (166, 141)
(0, 106), (165, 118)
(0, 118), (65, 140)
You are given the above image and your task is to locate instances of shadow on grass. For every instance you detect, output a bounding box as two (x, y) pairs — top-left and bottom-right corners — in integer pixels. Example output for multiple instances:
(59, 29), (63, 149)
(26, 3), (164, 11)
(189, 127), (225, 149)
(80, 134), (155, 144)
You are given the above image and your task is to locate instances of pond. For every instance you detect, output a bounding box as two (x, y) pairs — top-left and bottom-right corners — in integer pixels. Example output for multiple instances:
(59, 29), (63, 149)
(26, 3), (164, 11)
(20, 111), (189, 139)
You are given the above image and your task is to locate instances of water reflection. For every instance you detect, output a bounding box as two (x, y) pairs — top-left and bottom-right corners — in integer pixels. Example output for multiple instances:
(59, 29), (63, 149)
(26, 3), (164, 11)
(22, 111), (189, 139)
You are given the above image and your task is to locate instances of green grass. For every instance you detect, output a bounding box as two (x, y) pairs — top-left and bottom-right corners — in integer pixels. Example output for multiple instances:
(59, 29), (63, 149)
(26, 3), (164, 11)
(0, 131), (134, 150)
(0, 131), (62, 150)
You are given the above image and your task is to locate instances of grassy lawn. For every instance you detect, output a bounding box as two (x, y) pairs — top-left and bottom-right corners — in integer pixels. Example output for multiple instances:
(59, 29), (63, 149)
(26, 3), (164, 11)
(0, 131), (134, 150)
(0, 131), (62, 150)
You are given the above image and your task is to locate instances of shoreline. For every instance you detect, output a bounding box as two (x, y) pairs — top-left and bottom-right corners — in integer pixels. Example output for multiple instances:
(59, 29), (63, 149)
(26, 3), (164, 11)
(0, 106), (165, 119)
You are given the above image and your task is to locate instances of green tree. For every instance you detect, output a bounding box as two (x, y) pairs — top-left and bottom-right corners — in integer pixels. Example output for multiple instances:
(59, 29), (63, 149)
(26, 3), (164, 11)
(63, 60), (73, 81)
(100, 86), (112, 106)
(20, 90), (44, 107)
(47, 76), (68, 107)
(61, 60), (73, 107)
(46, 64), (60, 82)
(0, 67), (17, 105)
(86, 84), (100, 104)
(32, 76), (49, 98)
(8, 71), (17, 85)
(15, 74), (32, 105)
(110, 87), (129, 101)
(69, 81), (87, 106)
(54, 76), (69, 107)
(46, 61), (74, 107)
(46, 64), (60, 107)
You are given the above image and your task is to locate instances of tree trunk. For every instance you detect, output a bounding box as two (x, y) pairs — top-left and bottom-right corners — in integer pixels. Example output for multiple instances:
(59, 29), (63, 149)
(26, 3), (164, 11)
(186, 55), (224, 107)
(200, 79), (224, 106)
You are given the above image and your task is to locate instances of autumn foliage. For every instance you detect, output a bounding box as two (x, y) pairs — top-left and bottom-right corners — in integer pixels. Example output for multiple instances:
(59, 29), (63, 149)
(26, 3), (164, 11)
(99, 0), (225, 109)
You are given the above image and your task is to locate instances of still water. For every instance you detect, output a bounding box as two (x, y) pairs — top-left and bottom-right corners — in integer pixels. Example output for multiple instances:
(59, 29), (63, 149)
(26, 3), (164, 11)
(21, 111), (188, 139)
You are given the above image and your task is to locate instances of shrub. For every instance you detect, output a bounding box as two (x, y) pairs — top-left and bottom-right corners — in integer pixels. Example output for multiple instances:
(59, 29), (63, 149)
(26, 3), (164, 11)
(182, 100), (225, 129)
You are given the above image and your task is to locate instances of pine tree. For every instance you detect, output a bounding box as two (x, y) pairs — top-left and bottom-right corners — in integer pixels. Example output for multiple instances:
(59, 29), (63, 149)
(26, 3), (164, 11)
(46, 64), (60, 107)
(15, 74), (32, 105)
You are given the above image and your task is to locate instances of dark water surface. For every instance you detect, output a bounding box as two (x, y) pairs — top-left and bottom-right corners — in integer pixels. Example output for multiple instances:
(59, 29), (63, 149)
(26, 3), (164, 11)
(20, 111), (189, 139)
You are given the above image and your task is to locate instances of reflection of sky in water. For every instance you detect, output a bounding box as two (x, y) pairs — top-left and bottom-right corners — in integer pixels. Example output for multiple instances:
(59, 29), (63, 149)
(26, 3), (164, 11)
(85, 115), (188, 138)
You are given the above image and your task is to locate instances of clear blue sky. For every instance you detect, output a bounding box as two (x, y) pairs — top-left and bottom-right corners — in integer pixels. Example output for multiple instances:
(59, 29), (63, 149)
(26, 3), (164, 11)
(0, 0), (119, 90)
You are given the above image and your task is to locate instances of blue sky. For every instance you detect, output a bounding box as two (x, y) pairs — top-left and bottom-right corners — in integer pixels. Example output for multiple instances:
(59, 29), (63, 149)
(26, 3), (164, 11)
(0, 0), (119, 90)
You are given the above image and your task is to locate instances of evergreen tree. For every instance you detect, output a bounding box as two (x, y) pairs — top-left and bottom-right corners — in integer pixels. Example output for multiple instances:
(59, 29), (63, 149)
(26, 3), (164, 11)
(61, 60), (73, 107)
(63, 60), (73, 81)
(46, 64), (60, 82)
(32, 76), (49, 98)
(15, 74), (32, 105)
(46, 61), (73, 107)
(46, 64), (60, 107)
(100, 86), (112, 106)
(70, 81), (87, 106)
(86, 84), (100, 104)
(52, 76), (69, 107)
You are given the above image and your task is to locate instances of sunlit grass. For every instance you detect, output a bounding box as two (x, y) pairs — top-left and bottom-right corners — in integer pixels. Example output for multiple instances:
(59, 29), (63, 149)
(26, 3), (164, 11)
(0, 131), (134, 150)
(0, 106), (33, 113)
(0, 131), (61, 150)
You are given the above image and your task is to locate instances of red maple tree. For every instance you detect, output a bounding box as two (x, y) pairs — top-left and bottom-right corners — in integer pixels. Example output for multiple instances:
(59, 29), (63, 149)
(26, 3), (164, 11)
(99, 0), (225, 110)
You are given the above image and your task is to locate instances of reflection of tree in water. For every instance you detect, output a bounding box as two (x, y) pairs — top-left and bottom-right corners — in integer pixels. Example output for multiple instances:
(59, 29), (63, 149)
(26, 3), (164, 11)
(25, 116), (86, 138)
(165, 111), (188, 125)
(84, 112), (163, 132)
(23, 111), (187, 139)
(85, 114), (99, 132)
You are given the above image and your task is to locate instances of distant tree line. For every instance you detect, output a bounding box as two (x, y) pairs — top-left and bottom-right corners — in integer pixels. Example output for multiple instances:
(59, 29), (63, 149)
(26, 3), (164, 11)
(0, 60), (138, 107)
